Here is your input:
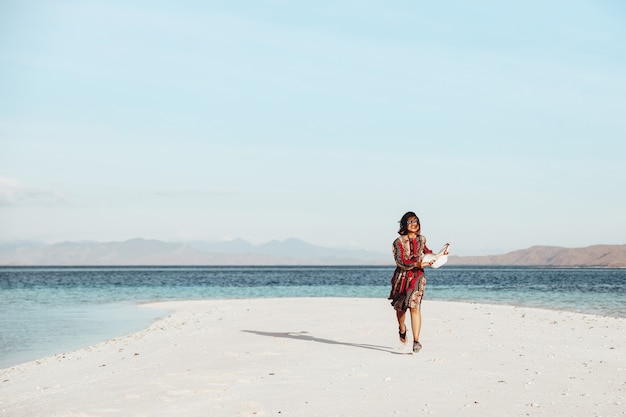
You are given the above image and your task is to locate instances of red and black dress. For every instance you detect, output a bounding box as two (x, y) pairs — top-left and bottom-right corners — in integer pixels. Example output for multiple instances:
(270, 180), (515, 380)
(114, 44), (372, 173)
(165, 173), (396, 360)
(388, 234), (433, 311)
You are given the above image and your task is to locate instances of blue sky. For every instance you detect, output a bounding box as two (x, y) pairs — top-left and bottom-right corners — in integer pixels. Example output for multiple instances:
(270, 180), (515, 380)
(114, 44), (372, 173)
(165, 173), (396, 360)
(1, 0), (625, 256)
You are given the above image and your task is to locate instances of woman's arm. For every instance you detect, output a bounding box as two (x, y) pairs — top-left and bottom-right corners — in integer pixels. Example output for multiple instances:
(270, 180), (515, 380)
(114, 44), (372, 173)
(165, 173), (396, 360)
(392, 239), (421, 270)
(419, 237), (435, 268)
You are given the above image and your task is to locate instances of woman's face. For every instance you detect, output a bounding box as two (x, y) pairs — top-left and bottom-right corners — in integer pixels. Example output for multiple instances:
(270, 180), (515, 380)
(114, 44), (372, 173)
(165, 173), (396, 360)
(407, 217), (420, 234)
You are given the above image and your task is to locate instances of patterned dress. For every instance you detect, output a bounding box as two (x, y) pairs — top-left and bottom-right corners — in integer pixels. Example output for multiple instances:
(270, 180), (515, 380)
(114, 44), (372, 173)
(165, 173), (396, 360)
(388, 234), (433, 311)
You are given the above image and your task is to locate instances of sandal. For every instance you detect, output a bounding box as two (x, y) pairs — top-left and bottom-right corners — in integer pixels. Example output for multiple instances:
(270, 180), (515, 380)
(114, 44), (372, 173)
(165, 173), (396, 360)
(399, 326), (407, 344)
(413, 341), (422, 353)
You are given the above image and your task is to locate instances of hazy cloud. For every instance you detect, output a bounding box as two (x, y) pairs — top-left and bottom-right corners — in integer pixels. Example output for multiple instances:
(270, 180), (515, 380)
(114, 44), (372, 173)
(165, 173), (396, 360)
(0, 177), (65, 207)
(154, 188), (238, 198)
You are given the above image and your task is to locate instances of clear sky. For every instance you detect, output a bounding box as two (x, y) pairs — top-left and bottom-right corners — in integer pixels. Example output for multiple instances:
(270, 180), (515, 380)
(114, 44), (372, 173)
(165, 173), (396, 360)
(1, 0), (625, 256)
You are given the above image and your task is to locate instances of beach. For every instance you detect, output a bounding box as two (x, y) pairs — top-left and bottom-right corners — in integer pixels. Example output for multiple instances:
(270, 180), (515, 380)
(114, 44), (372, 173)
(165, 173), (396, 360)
(1, 298), (624, 417)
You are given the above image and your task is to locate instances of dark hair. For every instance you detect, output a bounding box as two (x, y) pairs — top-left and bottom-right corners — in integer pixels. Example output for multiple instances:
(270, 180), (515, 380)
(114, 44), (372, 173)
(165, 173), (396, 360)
(398, 211), (420, 235)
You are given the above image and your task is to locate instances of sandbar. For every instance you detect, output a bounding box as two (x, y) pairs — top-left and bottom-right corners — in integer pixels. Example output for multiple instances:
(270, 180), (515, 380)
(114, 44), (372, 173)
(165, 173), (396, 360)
(1, 298), (624, 416)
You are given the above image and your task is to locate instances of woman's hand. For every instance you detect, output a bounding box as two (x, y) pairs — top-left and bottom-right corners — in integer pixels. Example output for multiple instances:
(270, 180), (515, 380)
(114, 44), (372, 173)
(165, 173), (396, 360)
(418, 259), (436, 268)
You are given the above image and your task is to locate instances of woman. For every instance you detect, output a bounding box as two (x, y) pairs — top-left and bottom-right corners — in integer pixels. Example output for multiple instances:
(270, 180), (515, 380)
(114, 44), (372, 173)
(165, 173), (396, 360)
(388, 211), (443, 353)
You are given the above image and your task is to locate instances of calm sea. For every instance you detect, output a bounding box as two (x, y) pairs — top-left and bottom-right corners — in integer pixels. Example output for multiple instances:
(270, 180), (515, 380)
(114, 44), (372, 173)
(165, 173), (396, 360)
(1, 266), (625, 369)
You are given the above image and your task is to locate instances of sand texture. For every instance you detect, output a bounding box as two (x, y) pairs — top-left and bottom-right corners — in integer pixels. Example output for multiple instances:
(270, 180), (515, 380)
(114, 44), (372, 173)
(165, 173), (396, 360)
(1, 298), (624, 416)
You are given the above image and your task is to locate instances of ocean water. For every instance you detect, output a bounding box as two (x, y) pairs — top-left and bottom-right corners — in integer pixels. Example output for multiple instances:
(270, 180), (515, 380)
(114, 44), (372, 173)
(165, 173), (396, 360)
(1, 266), (625, 369)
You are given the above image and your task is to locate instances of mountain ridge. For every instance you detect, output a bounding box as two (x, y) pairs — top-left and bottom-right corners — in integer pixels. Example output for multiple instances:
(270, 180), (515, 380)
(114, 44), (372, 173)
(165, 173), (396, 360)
(0, 238), (390, 266)
(447, 244), (626, 268)
(0, 239), (624, 267)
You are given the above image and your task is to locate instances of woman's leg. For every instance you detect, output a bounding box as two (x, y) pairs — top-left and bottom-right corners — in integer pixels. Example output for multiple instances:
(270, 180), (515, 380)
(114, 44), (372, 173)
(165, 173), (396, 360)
(409, 307), (422, 342)
(396, 309), (407, 343)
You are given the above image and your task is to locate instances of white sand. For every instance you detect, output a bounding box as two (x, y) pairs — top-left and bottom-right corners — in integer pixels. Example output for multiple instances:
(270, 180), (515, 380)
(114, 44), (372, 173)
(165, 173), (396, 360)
(1, 298), (624, 417)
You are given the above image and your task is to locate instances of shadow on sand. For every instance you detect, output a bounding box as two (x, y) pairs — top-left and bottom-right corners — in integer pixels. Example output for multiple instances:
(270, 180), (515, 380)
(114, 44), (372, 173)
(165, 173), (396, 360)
(242, 330), (411, 355)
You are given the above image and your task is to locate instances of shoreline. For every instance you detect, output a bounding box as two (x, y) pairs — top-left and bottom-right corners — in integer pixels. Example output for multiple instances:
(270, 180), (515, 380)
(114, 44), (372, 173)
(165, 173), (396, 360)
(2, 296), (624, 366)
(1, 298), (624, 416)
(1, 293), (624, 370)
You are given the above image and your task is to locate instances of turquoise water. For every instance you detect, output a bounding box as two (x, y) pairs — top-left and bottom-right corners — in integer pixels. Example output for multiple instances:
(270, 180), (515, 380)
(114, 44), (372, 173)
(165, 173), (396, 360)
(1, 266), (624, 369)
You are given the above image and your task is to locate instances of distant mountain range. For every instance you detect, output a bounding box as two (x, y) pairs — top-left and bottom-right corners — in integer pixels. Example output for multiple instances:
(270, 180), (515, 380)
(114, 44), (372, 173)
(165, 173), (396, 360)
(0, 239), (624, 267)
(0, 238), (389, 266)
(447, 244), (626, 268)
